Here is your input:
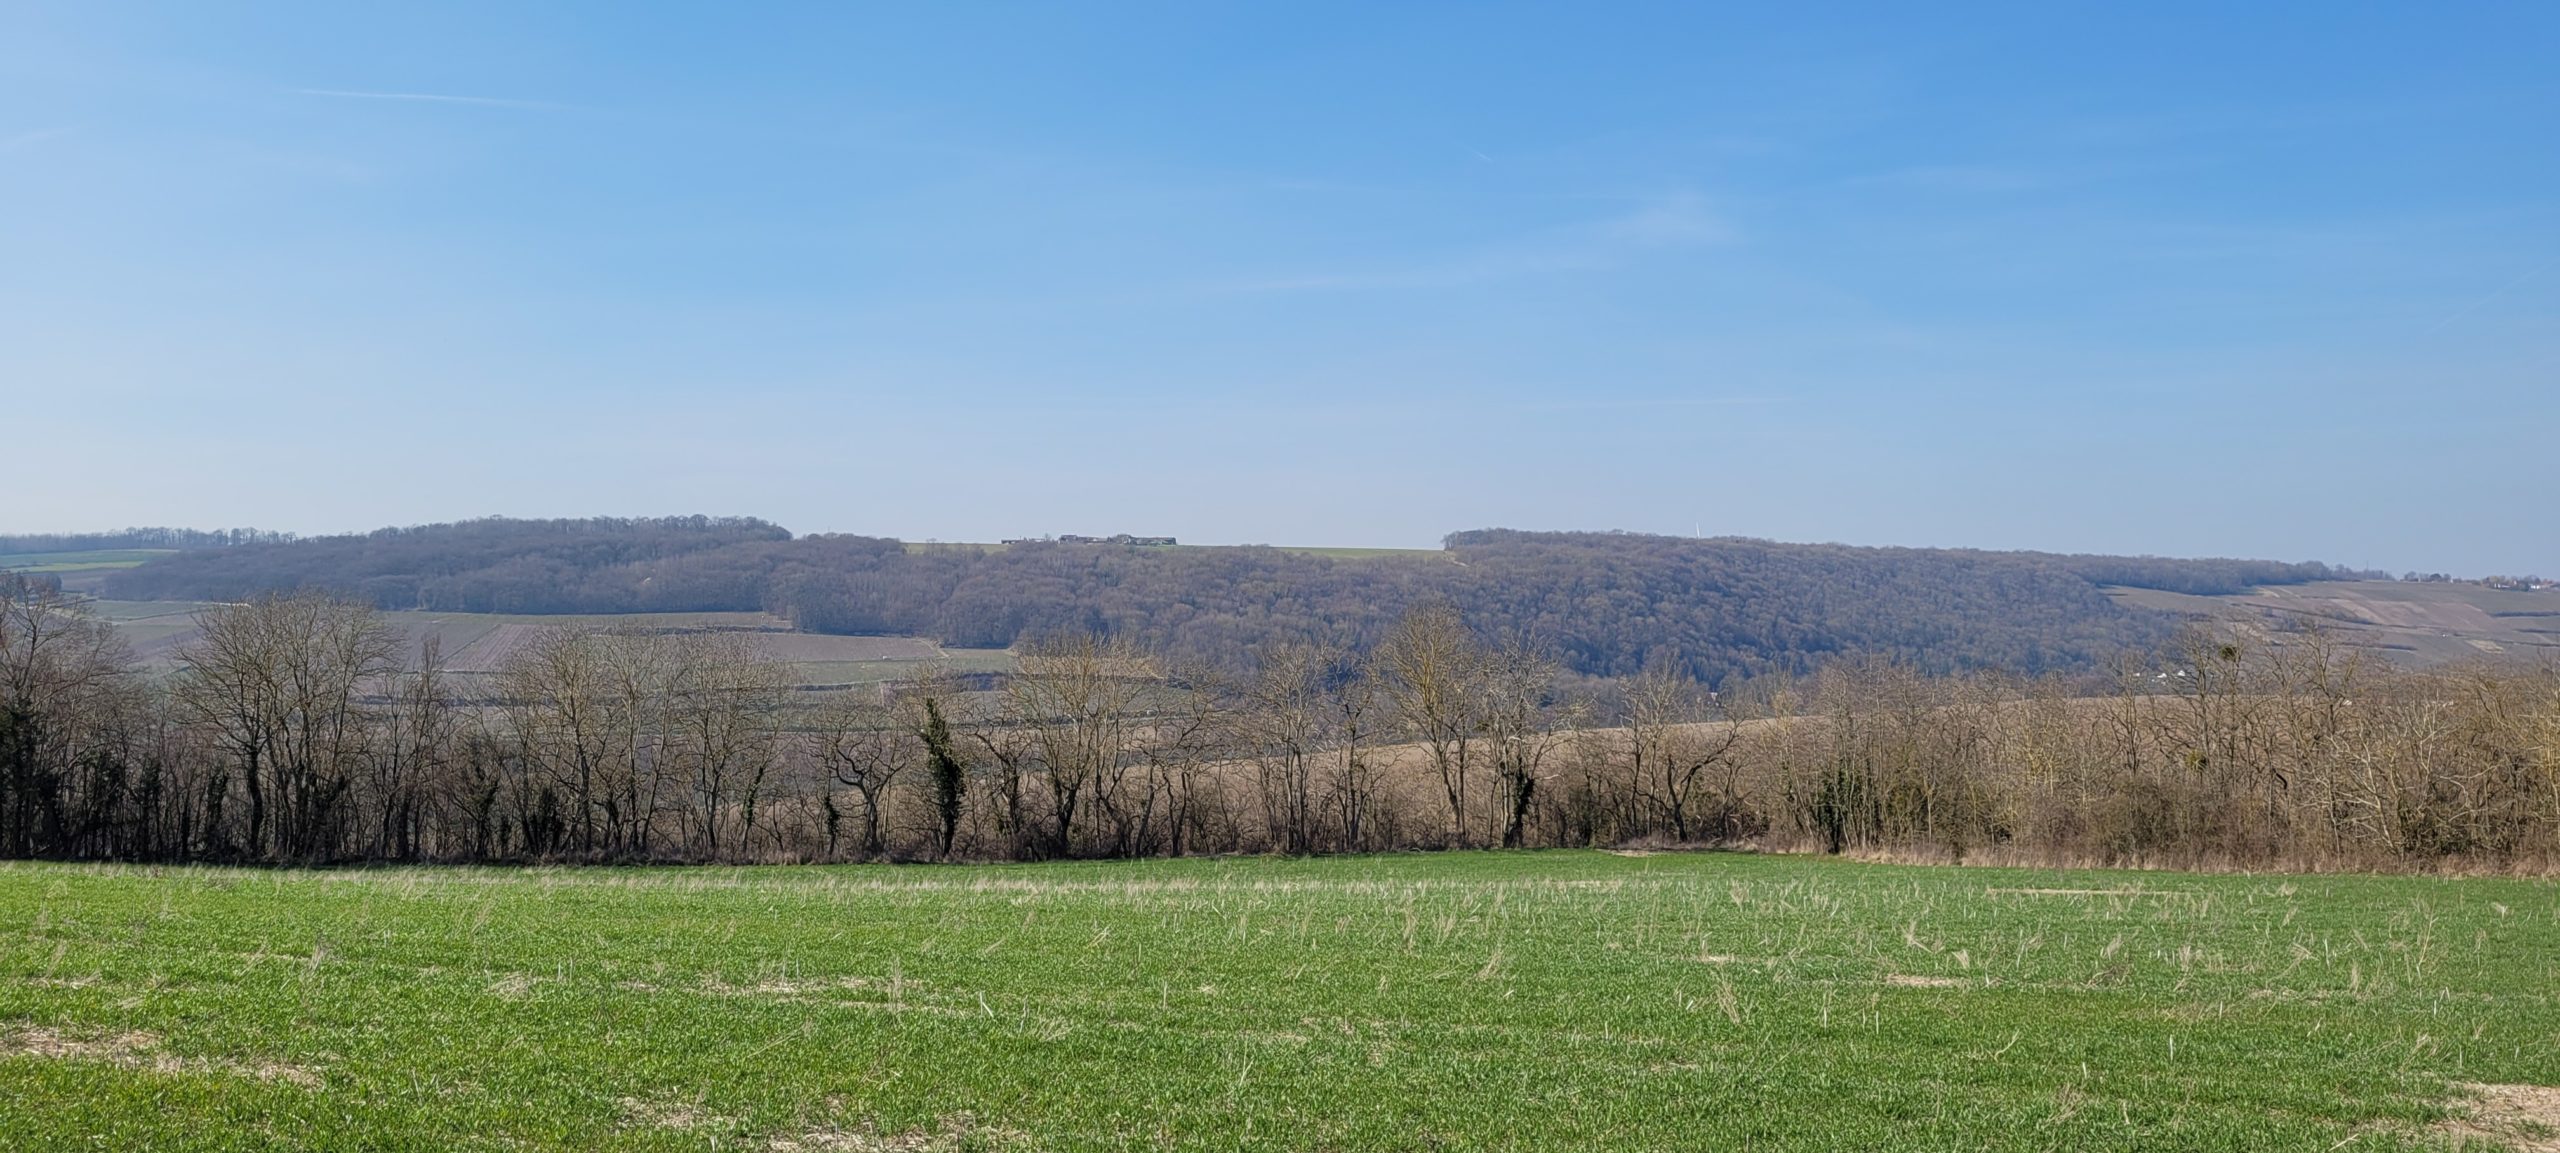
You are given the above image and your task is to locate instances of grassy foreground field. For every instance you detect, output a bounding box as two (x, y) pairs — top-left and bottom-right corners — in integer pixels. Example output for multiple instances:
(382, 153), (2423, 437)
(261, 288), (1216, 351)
(4, 853), (2556, 1151)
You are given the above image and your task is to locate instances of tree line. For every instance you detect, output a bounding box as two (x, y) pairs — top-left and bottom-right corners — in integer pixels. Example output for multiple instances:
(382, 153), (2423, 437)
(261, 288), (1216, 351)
(7, 576), (2553, 869)
(99, 517), (2381, 683)
(0, 527), (290, 554)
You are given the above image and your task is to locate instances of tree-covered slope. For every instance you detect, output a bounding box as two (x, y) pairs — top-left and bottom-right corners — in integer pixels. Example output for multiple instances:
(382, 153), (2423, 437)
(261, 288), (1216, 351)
(101, 518), (2373, 682)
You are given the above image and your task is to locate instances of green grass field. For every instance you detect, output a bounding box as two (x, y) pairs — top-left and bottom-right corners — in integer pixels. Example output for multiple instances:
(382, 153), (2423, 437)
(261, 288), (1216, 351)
(5, 852), (2556, 1150)
(0, 549), (177, 574)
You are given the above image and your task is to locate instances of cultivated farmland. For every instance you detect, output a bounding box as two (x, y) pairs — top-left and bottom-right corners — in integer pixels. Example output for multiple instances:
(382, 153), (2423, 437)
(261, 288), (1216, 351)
(85, 601), (999, 686)
(2105, 581), (2560, 665)
(4, 852), (2556, 1151)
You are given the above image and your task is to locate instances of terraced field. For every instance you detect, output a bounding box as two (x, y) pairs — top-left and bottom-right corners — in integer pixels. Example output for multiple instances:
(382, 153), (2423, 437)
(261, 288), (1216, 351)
(2106, 581), (2560, 665)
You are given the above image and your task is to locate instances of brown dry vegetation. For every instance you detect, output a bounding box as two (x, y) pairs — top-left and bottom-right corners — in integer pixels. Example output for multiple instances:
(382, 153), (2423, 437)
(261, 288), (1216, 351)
(0, 1025), (321, 1088)
(2440, 1083), (2560, 1152)
(5, 578), (2559, 870)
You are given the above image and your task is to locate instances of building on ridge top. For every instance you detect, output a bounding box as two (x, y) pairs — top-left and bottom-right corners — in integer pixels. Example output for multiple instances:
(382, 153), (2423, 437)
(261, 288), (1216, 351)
(999, 534), (1177, 547)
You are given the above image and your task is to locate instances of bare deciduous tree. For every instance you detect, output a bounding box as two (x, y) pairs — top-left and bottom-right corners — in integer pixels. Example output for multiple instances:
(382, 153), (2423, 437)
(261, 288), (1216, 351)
(667, 633), (788, 858)
(174, 593), (400, 862)
(815, 692), (912, 858)
(0, 577), (137, 858)
(1004, 633), (1154, 857)
(498, 627), (614, 854)
(1240, 645), (1330, 854)
(1482, 636), (1571, 849)
(1624, 664), (1742, 842)
(1378, 604), (1484, 847)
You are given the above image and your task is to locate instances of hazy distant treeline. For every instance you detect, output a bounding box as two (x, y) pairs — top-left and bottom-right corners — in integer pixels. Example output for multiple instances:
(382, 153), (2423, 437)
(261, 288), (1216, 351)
(6, 578), (2552, 869)
(100, 517), (2376, 683)
(0, 527), (290, 554)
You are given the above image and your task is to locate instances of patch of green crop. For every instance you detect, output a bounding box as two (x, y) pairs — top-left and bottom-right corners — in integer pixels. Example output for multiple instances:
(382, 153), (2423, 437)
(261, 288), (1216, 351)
(0, 549), (176, 573)
(3, 852), (2555, 1150)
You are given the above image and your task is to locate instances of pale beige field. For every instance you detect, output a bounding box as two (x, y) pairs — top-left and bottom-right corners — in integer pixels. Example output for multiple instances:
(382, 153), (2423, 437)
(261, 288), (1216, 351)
(86, 601), (1004, 687)
(2105, 580), (2560, 665)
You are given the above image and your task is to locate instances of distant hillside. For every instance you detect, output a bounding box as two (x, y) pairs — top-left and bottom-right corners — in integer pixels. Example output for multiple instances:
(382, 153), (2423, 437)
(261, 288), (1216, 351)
(102, 515), (813, 612)
(100, 517), (2382, 683)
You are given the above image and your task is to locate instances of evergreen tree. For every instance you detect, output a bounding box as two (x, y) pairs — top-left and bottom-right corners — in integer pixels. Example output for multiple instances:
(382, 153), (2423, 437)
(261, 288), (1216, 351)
(918, 698), (967, 859)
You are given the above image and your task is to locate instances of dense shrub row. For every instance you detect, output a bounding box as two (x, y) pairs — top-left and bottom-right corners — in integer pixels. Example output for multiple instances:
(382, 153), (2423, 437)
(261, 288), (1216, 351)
(7, 578), (2551, 870)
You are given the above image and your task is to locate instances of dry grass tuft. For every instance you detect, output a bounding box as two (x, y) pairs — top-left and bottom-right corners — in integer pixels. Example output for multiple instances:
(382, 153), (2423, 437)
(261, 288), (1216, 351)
(3, 1026), (164, 1063)
(1882, 974), (1966, 989)
(1983, 888), (2181, 897)
(769, 1112), (1032, 1151)
(2440, 1083), (2560, 1152)
(620, 1096), (738, 1132)
(1, 1025), (321, 1088)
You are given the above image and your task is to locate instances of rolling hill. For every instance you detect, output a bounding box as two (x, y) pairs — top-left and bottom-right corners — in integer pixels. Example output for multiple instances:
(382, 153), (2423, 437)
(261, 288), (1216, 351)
(68, 516), (2426, 683)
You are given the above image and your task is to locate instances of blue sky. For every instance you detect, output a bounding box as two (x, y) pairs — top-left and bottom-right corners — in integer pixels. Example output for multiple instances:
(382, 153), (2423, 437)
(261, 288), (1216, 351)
(4, 3), (2553, 575)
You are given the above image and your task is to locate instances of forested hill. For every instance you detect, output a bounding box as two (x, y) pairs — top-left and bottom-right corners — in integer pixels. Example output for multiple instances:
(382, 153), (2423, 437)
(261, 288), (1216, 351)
(99, 517), (2377, 682)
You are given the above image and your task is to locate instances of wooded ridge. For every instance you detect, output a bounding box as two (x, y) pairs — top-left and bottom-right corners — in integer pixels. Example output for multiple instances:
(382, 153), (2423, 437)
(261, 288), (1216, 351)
(90, 517), (2380, 682)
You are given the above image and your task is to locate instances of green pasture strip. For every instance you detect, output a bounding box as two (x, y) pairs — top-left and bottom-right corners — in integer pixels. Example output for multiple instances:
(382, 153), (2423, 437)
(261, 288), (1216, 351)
(0, 549), (177, 573)
(0, 550), (177, 569)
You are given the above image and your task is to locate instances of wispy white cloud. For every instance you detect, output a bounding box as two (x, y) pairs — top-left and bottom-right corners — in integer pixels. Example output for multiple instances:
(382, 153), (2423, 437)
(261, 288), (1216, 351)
(1591, 191), (1737, 246)
(0, 127), (77, 152)
(290, 88), (564, 111)
(1210, 191), (1739, 295)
